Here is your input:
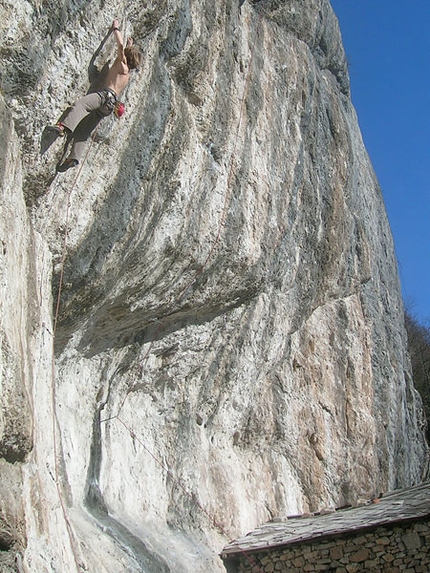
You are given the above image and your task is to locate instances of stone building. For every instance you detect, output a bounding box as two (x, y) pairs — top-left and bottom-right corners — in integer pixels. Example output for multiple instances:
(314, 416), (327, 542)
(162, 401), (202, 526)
(221, 482), (430, 573)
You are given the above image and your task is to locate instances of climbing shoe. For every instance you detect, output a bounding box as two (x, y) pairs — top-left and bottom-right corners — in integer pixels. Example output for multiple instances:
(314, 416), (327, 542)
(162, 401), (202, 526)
(46, 123), (68, 137)
(56, 158), (78, 172)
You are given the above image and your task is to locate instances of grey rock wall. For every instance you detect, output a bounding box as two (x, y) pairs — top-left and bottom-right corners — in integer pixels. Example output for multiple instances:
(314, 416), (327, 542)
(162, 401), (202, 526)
(0, 0), (428, 571)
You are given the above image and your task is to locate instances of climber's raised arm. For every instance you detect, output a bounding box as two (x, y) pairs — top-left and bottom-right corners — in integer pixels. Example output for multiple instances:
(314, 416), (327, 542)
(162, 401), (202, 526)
(112, 19), (126, 64)
(104, 19), (140, 94)
(44, 20), (142, 172)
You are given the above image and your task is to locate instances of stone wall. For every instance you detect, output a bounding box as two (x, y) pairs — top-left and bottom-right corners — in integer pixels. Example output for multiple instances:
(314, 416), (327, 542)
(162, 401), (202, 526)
(231, 519), (430, 573)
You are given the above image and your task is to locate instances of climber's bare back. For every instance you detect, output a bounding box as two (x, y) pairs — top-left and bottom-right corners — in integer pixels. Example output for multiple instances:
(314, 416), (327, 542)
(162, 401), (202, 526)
(105, 21), (132, 95)
(104, 58), (130, 95)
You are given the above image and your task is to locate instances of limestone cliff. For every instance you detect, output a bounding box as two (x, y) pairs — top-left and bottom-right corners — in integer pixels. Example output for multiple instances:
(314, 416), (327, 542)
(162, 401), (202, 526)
(0, 0), (428, 571)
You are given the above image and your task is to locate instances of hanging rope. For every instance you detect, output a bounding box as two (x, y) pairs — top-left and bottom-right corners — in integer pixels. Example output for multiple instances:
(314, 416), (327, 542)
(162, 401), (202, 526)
(115, 415), (266, 573)
(50, 4), (268, 573)
(50, 126), (101, 573)
(47, 17), (145, 570)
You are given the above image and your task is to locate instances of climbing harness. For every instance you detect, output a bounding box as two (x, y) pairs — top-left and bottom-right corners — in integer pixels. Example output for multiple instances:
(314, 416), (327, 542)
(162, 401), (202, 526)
(97, 88), (119, 116)
(96, 90), (125, 119)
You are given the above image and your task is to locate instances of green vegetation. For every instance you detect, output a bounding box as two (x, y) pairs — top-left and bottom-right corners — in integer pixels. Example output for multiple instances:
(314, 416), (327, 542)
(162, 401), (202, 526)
(405, 311), (430, 442)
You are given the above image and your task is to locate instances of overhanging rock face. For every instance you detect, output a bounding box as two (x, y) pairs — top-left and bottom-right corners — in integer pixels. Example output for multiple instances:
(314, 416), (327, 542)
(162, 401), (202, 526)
(0, 0), (428, 571)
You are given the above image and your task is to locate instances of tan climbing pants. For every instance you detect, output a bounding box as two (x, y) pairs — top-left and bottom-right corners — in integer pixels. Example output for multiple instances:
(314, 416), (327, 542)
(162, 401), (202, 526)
(61, 91), (114, 163)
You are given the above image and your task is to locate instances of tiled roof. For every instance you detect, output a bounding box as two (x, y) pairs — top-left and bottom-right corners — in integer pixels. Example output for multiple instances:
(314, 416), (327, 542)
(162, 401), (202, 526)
(221, 482), (430, 558)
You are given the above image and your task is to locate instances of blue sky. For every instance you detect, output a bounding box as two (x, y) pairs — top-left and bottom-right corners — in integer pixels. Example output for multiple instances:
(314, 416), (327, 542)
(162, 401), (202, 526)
(330, 0), (430, 324)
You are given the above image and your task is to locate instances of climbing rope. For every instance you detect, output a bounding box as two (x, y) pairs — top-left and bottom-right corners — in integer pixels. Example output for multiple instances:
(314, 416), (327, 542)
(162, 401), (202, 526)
(50, 127), (101, 573)
(115, 415), (266, 573)
(48, 16), (146, 570)
(47, 15), (166, 570)
(50, 5), (268, 573)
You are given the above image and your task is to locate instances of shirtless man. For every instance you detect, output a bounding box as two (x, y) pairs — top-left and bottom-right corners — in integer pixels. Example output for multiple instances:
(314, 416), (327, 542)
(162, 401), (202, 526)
(105, 20), (138, 95)
(48, 20), (142, 172)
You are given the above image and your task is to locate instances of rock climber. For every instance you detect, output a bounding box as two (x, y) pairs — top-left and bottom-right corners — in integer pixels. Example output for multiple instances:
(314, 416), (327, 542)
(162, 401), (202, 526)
(47, 20), (142, 172)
